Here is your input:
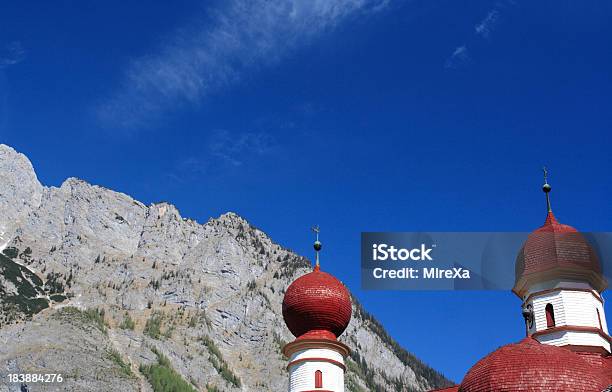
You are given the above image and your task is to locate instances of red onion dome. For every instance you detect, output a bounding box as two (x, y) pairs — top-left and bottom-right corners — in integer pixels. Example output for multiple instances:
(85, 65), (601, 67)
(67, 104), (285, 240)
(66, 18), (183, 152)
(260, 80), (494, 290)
(459, 338), (611, 392)
(513, 211), (605, 297)
(282, 265), (352, 340)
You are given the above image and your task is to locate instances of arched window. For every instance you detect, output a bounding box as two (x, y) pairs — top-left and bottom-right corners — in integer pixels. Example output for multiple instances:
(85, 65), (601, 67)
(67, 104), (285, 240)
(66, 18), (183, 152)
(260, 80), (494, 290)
(315, 370), (322, 388)
(545, 303), (555, 328)
(597, 308), (603, 330)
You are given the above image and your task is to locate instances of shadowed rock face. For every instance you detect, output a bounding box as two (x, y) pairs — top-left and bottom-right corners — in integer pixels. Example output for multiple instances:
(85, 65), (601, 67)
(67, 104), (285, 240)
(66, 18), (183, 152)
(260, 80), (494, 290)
(0, 144), (451, 392)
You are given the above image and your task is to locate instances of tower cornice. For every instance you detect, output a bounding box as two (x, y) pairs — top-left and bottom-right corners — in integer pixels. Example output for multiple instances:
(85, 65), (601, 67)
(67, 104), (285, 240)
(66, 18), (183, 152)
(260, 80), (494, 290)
(531, 325), (612, 348)
(513, 267), (608, 298)
(521, 287), (604, 306)
(283, 338), (350, 359)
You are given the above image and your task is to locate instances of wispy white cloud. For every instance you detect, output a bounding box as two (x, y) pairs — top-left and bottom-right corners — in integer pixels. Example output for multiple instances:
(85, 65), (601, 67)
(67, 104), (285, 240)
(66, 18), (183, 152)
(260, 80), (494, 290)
(0, 41), (25, 68)
(97, 0), (389, 129)
(208, 129), (275, 167)
(168, 129), (276, 182)
(445, 1), (516, 69)
(475, 10), (500, 39)
(445, 45), (470, 69)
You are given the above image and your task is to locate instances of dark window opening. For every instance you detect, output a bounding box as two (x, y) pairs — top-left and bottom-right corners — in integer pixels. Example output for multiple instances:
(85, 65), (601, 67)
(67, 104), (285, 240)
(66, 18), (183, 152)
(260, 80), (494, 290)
(545, 303), (555, 328)
(315, 370), (322, 388)
(597, 308), (603, 330)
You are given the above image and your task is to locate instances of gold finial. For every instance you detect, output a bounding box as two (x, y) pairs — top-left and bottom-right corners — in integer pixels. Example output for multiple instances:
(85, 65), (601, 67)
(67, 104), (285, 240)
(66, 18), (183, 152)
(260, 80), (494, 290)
(542, 166), (552, 212)
(311, 225), (321, 268)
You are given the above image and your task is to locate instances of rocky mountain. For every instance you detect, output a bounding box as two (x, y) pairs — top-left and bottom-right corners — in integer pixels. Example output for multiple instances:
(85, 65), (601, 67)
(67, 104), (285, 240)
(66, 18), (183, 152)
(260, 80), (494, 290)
(0, 144), (451, 392)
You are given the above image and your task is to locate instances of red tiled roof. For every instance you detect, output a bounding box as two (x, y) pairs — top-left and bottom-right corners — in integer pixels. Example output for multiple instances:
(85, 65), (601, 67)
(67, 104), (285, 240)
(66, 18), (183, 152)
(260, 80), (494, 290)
(459, 338), (611, 392)
(282, 265), (352, 339)
(514, 211), (603, 292)
(577, 352), (612, 381)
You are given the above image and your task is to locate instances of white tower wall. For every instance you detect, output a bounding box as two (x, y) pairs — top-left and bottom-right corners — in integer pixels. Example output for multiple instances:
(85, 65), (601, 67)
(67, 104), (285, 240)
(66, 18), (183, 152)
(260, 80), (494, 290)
(285, 343), (347, 392)
(524, 284), (610, 353)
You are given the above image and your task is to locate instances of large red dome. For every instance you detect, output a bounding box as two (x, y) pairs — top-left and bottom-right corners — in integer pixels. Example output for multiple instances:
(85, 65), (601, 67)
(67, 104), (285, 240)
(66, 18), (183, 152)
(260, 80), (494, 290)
(282, 265), (352, 340)
(459, 338), (611, 392)
(513, 211), (606, 296)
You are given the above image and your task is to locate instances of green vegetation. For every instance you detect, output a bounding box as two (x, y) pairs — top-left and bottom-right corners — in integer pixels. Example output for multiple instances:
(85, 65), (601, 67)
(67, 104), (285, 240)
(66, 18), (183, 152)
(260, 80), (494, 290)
(235, 223), (247, 241)
(119, 312), (136, 330)
(0, 252), (44, 294)
(139, 348), (196, 392)
(200, 335), (222, 358)
(2, 247), (19, 259)
(345, 367), (368, 392)
(352, 300), (452, 390)
(200, 335), (241, 387)
(188, 312), (198, 328)
(83, 308), (108, 333)
(346, 356), (380, 391)
(44, 271), (65, 294)
(51, 307), (109, 334)
(275, 254), (311, 279)
(108, 348), (133, 377)
(272, 332), (286, 354)
(162, 324), (174, 339)
(0, 252), (49, 325)
(144, 312), (163, 339)
(188, 309), (212, 329)
(206, 384), (221, 392)
(346, 355), (416, 392)
(246, 279), (256, 291)
(20, 246), (32, 261)
(50, 294), (67, 302)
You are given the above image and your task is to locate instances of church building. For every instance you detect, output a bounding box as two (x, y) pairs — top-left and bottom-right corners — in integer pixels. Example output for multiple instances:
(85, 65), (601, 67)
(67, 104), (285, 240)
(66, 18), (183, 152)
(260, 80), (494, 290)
(432, 174), (612, 391)
(280, 174), (611, 392)
(282, 229), (353, 392)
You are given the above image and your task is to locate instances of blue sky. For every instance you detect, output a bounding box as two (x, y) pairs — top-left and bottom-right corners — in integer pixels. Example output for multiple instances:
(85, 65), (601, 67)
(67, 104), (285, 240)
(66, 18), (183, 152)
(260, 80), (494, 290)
(1, 0), (612, 383)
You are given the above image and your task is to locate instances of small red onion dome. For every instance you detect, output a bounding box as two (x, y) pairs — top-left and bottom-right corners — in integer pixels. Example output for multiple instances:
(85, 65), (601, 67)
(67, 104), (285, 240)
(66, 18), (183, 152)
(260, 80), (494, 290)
(282, 265), (352, 340)
(513, 210), (605, 296)
(459, 338), (611, 392)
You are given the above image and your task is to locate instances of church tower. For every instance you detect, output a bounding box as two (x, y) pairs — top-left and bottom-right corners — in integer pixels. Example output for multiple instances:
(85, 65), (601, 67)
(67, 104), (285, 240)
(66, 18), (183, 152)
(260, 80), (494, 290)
(282, 228), (352, 392)
(514, 169), (610, 354)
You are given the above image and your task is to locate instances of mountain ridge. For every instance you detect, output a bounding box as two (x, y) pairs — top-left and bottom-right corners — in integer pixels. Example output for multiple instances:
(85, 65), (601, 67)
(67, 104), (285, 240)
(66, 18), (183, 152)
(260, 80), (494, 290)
(0, 144), (451, 392)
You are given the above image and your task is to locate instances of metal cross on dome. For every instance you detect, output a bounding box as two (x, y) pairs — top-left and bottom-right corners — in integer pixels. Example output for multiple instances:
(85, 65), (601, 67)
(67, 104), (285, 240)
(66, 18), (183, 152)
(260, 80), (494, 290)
(542, 166), (552, 212)
(311, 225), (321, 267)
(311, 225), (320, 237)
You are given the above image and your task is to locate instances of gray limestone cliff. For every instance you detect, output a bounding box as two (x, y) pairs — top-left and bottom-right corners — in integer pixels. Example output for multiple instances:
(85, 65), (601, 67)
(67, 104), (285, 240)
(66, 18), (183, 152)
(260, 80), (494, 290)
(0, 144), (451, 392)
